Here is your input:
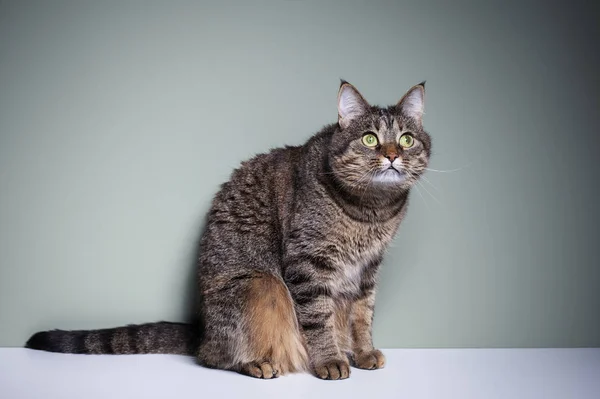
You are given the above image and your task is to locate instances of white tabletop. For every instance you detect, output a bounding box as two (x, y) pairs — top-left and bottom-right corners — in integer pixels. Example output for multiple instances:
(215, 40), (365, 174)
(1, 348), (598, 399)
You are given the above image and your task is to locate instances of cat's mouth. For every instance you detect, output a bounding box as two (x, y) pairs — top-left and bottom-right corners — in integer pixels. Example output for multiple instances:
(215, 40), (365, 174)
(372, 167), (406, 184)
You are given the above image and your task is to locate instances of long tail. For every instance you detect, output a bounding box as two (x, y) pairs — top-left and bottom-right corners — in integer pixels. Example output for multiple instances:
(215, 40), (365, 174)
(25, 321), (197, 355)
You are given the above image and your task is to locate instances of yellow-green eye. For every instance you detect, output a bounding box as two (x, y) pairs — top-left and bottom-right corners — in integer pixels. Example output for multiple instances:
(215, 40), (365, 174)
(399, 134), (415, 148)
(362, 133), (378, 147)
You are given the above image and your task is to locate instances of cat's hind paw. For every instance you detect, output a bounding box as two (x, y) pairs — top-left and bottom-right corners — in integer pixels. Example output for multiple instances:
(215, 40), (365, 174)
(240, 361), (280, 379)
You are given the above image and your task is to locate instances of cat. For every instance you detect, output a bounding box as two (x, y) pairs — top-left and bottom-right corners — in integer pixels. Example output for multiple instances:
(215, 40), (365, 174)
(26, 81), (431, 380)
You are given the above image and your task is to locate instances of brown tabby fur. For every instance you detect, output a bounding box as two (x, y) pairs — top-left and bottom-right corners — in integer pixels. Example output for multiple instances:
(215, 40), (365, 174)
(241, 272), (308, 377)
(26, 81), (431, 380)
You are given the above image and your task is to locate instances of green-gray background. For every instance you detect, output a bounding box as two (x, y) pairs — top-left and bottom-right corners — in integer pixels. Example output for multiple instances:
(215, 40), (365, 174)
(1, 0), (598, 348)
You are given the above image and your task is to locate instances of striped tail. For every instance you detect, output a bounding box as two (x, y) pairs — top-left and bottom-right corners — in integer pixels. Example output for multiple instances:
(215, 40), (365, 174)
(25, 321), (197, 355)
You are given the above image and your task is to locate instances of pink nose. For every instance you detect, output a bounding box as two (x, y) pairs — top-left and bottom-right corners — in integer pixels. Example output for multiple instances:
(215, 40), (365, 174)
(385, 153), (399, 162)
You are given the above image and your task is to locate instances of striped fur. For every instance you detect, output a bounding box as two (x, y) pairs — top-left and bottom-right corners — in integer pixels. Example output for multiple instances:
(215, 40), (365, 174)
(26, 322), (196, 355)
(26, 82), (431, 380)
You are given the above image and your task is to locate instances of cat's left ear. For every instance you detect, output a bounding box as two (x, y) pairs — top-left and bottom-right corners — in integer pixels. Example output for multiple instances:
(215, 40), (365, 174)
(397, 81), (426, 125)
(338, 81), (370, 129)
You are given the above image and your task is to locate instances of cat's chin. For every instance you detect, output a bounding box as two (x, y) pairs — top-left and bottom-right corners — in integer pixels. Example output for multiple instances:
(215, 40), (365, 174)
(371, 169), (407, 185)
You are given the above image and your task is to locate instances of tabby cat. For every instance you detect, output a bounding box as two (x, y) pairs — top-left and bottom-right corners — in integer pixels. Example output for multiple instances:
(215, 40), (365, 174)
(26, 81), (431, 380)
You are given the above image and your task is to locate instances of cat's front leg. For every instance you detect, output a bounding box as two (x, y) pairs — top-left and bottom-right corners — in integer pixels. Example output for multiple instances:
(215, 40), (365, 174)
(285, 263), (350, 380)
(297, 295), (351, 379)
(350, 291), (386, 370)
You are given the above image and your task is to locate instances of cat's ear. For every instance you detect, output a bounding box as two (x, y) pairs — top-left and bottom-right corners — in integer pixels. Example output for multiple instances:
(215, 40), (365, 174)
(397, 81), (425, 125)
(337, 81), (370, 129)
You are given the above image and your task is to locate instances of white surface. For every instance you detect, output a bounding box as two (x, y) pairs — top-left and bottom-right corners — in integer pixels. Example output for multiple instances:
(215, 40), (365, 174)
(1, 348), (598, 399)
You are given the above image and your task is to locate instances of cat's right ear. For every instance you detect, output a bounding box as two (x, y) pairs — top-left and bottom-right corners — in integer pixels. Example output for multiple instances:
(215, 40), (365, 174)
(397, 81), (426, 126)
(338, 81), (369, 129)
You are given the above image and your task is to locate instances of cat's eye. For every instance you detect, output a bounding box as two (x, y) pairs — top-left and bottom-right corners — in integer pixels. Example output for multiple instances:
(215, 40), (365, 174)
(399, 133), (415, 148)
(362, 133), (379, 147)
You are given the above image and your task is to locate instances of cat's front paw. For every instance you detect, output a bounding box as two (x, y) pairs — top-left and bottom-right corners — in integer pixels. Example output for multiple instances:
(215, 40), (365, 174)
(313, 358), (350, 380)
(352, 349), (386, 370)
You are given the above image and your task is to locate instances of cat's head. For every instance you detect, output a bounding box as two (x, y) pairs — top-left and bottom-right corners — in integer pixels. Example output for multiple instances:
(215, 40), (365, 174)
(329, 81), (431, 194)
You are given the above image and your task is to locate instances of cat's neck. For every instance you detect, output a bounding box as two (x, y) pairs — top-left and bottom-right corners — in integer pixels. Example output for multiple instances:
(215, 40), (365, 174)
(318, 167), (409, 223)
(318, 163), (408, 223)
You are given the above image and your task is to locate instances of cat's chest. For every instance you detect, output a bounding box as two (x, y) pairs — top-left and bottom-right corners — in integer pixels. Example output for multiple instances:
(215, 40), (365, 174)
(331, 222), (391, 264)
(324, 218), (399, 295)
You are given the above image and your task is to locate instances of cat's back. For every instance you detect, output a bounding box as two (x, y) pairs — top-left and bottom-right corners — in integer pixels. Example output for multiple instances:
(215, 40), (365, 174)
(199, 145), (303, 275)
(208, 145), (301, 222)
(204, 128), (332, 233)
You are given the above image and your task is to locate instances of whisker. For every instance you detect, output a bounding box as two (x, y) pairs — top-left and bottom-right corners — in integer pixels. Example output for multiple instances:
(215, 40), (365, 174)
(425, 162), (472, 173)
(344, 169), (374, 191)
(359, 170), (376, 206)
(318, 167), (364, 176)
(412, 184), (430, 212)
(416, 179), (442, 205)
(404, 168), (442, 207)
(420, 175), (440, 192)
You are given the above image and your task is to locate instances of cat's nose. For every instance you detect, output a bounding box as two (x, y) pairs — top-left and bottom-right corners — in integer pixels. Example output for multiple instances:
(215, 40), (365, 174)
(385, 153), (399, 162)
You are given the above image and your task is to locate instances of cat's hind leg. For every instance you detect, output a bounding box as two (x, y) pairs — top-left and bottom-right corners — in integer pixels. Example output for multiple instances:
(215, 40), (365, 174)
(198, 271), (308, 379)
